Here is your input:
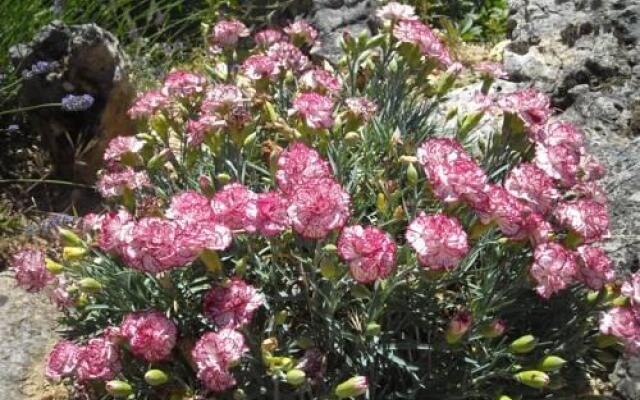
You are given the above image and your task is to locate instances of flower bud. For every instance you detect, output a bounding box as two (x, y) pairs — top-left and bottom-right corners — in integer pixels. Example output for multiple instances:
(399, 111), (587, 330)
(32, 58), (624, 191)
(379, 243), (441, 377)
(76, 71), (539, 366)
(75, 292), (89, 307)
(106, 380), (133, 397)
(45, 258), (64, 274)
(392, 206), (405, 220)
(446, 311), (472, 344)
(266, 356), (294, 372)
(63, 246), (87, 262)
(200, 249), (222, 275)
(365, 322), (381, 337)
(514, 370), (549, 389)
(261, 337), (278, 354)
(275, 309), (288, 325)
(481, 319), (506, 338)
(537, 355), (566, 372)
(320, 261), (339, 280)
(198, 174), (213, 194)
(286, 369), (307, 386)
(376, 193), (387, 213)
(497, 396), (513, 400)
(509, 335), (537, 354)
(58, 228), (83, 246)
(335, 376), (368, 398)
(406, 163), (418, 186)
(399, 155), (418, 164)
(144, 369), (169, 386)
(351, 284), (371, 299)
(216, 173), (232, 184)
(323, 244), (338, 253)
(232, 389), (247, 400)
(344, 131), (361, 145)
(79, 277), (102, 292)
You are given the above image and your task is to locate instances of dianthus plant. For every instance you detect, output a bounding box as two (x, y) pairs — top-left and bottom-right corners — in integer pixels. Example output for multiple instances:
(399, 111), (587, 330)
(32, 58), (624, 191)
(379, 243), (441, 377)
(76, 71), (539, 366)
(11, 3), (630, 399)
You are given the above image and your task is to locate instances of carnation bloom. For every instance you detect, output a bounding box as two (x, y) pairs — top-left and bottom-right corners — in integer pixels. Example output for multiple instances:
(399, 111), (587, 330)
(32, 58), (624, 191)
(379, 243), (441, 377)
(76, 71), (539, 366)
(474, 62), (508, 79)
(210, 183), (258, 232)
(287, 178), (351, 239)
(46, 340), (80, 381)
(103, 136), (144, 166)
(406, 213), (469, 270)
(124, 217), (193, 272)
(255, 192), (291, 236)
(534, 141), (581, 187)
(120, 310), (177, 362)
(338, 225), (397, 283)
(267, 42), (310, 73)
(241, 54), (279, 80)
(554, 199), (610, 243)
(166, 191), (215, 222)
(377, 2), (417, 22)
(275, 141), (332, 194)
(447, 311), (473, 339)
(203, 278), (264, 329)
(290, 92), (335, 129)
(392, 20), (451, 65)
(621, 273), (640, 305)
(201, 84), (244, 115)
(576, 245), (614, 290)
(75, 337), (122, 381)
(210, 20), (249, 51)
(254, 29), (286, 47)
(497, 89), (553, 127)
(504, 163), (559, 215)
(96, 167), (150, 198)
(479, 185), (530, 238)
(284, 20), (318, 46)
(127, 90), (169, 119)
(186, 115), (226, 146)
(11, 248), (54, 292)
(345, 97), (378, 122)
(162, 70), (207, 98)
(97, 209), (135, 253)
(579, 154), (606, 182)
(417, 138), (487, 204)
(600, 307), (640, 352)
(192, 329), (248, 392)
(299, 68), (342, 95)
(529, 243), (578, 299)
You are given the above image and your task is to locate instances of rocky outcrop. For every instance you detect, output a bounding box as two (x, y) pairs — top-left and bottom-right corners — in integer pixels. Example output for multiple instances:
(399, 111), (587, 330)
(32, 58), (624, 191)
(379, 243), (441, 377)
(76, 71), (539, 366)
(504, 0), (640, 398)
(9, 22), (136, 183)
(309, 0), (376, 62)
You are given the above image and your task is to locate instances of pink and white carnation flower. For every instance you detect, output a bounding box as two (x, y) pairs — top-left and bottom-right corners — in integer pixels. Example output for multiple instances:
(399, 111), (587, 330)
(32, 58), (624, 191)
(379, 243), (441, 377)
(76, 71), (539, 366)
(345, 97), (378, 122)
(46, 340), (80, 381)
(275, 141), (332, 194)
(267, 42), (311, 73)
(406, 213), (469, 271)
(210, 183), (258, 232)
(120, 310), (177, 362)
(600, 307), (640, 352)
(192, 329), (248, 392)
(299, 68), (342, 95)
(203, 278), (263, 329)
(284, 20), (318, 46)
(75, 337), (122, 381)
(241, 55), (279, 80)
(287, 178), (351, 239)
(103, 136), (144, 166)
(554, 199), (610, 243)
(127, 90), (169, 119)
(210, 20), (250, 52)
(187, 115), (226, 146)
(576, 245), (615, 290)
(96, 167), (150, 198)
(622, 272), (640, 305)
(529, 242), (578, 299)
(377, 2), (417, 22)
(497, 89), (553, 127)
(11, 248), (54, 292)
(504, 163), (560, 215)
(254, 29), (286, 47)
(201, 84), (245, 115)
(338, 225), (397, 283)
(162, 70), (207, 98)
(290, 92), (335, 129)
(255, 191), (291, 236)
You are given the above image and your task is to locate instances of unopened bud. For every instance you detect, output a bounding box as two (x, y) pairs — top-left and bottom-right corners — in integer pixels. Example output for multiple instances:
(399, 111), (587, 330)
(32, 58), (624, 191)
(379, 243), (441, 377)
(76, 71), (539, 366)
(345, 131), (361, 144)
(320, 261), (338, 280)
(267, 356), (294, 372)
(286, 369), (307, 386)
(79, 277), (102, 292)
(144, 369), (169, 386)
(216, 173), (232, 184)
(200, 249), (222, 275)
(366, 322), (381, 336)
(398, 155), (418, 164)
(261, 337), (278, 354)
(58, 228), (83, 246)
(392, 206), (405, 220)
(323, 244), (338, 253)
(446, 311), (472, 344)
(232, 389), (247, 400)
(481, 319), (507, 338)
(45, 258), (64, 274)
(335, 376), (368, 398)
(106, 380), (133, 397)
(497, 396), (513, 400)
(376, 193), (387, 213)
(514, 370), (549, 389)
(406, 163), (418, 186)
(275, 309), (288, 325)
(351, 284), (371, 299)
(538, 355), (566, 372)
(509, 335), (537, 354)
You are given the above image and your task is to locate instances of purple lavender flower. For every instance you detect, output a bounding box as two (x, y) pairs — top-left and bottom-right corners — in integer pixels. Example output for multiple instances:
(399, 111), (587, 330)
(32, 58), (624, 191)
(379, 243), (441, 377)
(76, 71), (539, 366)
(61, 94), (94, 112)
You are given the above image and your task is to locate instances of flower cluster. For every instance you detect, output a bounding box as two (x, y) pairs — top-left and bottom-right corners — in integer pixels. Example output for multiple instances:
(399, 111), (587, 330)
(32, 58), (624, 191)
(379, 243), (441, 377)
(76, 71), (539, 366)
(46, 336), (121, 382)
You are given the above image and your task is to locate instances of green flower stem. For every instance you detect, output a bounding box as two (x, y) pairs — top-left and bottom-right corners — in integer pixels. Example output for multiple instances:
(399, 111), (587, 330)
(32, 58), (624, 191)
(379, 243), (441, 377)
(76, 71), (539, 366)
(0, 102), (61, 116)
